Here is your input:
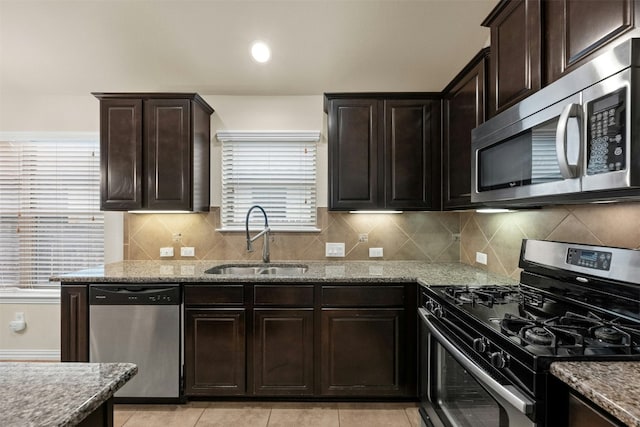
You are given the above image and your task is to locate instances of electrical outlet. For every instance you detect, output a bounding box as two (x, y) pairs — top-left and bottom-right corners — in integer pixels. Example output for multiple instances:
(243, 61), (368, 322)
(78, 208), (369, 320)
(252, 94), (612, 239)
(369, 247), (384, 258)
(476, 251), (488, 265)
(160, 247), (174, 257)
(180, 247), (195, 257)
(358, 233), (369, 243)
(325, 242), (345, 257)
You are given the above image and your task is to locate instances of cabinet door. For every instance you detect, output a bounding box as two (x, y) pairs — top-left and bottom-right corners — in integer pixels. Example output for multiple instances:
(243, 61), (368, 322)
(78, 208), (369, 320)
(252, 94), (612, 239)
(568, 393), (623, 427)
(184, 308), (246, 396)
(545, 0), (637, 84)
(443, 51), (487, 209)
(320, 308), (406, 396)
(485, 0), (541, 116)
(253, 309), (314, 395)
(60, 285), (89, 362)
(99, 98), (143, 210)
(144, 99), (192, 210)
(383, 100), (440, 210)
(328, 98), (380, 210)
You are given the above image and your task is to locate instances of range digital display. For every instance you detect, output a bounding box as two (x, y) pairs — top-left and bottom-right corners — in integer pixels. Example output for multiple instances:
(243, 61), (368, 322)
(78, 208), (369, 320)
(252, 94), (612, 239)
(567, 248), (612, 271)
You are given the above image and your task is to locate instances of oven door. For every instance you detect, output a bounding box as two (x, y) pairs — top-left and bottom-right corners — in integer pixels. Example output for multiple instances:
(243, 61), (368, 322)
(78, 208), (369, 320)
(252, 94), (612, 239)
(418, 308), (537, 427)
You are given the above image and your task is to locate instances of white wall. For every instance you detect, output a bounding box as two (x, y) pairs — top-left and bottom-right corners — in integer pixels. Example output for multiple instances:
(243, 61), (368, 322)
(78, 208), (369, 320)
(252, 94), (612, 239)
(0, 301), (60, 360)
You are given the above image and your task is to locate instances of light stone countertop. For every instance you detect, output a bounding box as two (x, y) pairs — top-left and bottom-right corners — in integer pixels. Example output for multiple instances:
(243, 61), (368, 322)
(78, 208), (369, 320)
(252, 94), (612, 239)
(50, 260), (518, 287)
(551, 361), (640, 427)
(0, 362), (137, 427)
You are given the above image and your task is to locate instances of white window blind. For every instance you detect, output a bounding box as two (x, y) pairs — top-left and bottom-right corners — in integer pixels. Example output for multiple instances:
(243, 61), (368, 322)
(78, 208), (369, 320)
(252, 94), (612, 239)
(0, 134), (103, 288)
(218, 131), (319, 230)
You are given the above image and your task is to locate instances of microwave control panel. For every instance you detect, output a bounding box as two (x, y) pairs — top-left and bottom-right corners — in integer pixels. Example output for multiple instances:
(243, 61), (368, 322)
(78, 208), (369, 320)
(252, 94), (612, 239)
(586, 89), (626, 175)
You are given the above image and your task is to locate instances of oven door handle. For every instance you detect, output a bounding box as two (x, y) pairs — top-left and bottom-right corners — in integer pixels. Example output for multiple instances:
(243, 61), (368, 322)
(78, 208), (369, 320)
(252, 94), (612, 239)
(418, 308), (535, 416)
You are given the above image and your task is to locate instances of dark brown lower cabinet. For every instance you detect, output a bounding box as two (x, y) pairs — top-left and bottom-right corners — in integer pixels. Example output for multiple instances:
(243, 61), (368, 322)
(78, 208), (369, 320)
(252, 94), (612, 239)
(568, 392), (623, 427)
(320, 309), (406, 397)
(184, 308), (246, 396)
(253, 309), (314, 395)
(60, 284), (89, 362)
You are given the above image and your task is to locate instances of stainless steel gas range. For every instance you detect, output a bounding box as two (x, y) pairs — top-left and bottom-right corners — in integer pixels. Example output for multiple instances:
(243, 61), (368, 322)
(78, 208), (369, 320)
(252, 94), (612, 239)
(418, 239), (640, 427)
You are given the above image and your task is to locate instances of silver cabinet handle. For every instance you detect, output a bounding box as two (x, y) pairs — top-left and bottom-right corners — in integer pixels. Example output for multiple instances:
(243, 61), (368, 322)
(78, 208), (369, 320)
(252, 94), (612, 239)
(418, 308), (535, 415)
(555, 103), (582, 179)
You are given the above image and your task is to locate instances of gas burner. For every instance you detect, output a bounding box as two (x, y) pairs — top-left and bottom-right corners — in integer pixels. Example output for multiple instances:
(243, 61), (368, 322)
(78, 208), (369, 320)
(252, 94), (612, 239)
(593, 326), (625, 344)
(523, 326), (554, 346)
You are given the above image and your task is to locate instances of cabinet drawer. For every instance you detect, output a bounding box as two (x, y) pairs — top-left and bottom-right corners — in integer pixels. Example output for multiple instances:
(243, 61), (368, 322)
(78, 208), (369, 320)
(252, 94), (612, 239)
(184, 285), (244, 305)
(322, 286), (404, 307)
(254, 285), (314, 306)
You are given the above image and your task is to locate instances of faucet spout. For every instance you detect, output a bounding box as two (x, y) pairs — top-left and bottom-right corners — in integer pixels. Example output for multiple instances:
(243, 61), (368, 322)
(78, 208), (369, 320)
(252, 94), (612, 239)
(245, 205), (270, 263)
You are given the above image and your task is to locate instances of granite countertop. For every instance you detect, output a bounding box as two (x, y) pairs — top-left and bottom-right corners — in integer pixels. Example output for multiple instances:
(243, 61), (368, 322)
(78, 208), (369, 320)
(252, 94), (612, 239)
(50, 260), (517, 287)
(551, 361), (640, 427)
(0, 362), (137, 427)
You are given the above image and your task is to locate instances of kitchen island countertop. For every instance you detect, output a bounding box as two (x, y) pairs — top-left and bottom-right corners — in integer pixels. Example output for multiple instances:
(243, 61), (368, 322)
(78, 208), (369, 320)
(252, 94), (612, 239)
(0, 362), (137, 427)
(551, 361), (640, 427)
(50, 260), (517, 287)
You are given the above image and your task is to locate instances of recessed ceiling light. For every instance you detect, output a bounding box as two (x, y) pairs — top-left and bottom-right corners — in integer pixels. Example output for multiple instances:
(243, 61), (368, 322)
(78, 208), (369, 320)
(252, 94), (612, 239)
(251, 41), (271, 63)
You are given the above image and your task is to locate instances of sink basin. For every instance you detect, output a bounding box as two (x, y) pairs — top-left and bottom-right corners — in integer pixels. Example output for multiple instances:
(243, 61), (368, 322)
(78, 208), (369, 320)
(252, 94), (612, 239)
(205, 263), (309, 276)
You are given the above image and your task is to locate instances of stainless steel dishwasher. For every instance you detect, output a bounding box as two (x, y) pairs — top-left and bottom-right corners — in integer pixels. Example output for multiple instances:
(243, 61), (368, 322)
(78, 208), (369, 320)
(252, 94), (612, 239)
(89, 284), (181, 402)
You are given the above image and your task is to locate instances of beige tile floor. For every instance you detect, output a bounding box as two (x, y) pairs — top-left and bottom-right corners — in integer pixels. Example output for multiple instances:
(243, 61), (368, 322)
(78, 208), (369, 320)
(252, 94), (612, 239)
(114, 402), (421, 427)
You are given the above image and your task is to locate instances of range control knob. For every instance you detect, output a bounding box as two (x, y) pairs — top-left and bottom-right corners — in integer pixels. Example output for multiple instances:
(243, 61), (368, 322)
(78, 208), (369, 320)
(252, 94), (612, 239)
(490, 351), (509, 369)
(425, 300), (435, 311)
(433, 305), (444, 318)
(473, 338), (489, 353)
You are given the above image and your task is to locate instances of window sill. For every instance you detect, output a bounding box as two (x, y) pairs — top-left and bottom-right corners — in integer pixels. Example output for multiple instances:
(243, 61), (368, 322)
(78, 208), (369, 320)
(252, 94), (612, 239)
(217, 227), (322, 233)
(0, 288), (60, 304)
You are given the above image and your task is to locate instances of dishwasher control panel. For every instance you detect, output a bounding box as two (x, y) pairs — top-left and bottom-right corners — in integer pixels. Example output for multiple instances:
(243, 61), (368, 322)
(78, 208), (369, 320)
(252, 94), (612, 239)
(89, 285), (181, 305)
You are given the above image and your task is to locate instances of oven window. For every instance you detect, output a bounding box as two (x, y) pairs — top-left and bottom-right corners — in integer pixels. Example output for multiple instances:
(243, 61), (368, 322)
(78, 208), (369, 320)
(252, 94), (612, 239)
(435, 345), (508, 427)
(478, 117), (565, 191)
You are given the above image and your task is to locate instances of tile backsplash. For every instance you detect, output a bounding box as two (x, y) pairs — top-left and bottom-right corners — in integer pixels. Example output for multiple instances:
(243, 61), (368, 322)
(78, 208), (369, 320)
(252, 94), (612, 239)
(459, 202), (640, 279)
(123, 208), (461, 263)
(123, 202), (640, 280)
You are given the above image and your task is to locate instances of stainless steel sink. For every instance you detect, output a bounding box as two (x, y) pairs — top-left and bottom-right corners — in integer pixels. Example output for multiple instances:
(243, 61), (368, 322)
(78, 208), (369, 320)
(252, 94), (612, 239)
(205, 263), (308, 275)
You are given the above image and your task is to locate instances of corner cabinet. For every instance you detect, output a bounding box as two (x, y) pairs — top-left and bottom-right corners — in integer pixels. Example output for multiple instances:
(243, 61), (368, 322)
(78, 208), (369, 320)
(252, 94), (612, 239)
(442, 49), (489, 210)
(93, 93), (214, 212)
(320, 284), (417, 397)
(324, 93), (441, 211)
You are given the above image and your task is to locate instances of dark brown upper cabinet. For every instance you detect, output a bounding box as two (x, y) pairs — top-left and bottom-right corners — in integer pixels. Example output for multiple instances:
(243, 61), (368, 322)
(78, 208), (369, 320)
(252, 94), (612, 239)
(545, 0), (640, 84)
(483, 0), (542, 117)
(93, 93), (214, 211)
(324, 93), (441, 211)
(442, 49), (489, 210)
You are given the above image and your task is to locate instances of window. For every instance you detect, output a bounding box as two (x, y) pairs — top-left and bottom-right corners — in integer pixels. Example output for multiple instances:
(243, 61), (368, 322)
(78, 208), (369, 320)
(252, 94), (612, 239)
(0, 133), (103, 288)
(217, 131), (320, 230)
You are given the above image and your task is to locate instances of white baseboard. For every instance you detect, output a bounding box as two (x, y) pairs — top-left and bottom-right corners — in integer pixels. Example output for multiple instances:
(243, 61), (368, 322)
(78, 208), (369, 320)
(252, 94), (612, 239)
(0, 349), (60, 361)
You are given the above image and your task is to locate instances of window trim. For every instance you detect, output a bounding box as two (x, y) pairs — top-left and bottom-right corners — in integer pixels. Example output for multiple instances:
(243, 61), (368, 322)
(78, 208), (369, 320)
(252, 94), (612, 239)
(216, 130), (321, 232)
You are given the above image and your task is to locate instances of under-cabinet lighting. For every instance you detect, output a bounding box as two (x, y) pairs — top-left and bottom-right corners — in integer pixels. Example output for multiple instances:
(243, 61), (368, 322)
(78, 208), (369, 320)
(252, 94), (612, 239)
(475, 208), (513, 213)
(349, 210), (403, 214)
(128, 210), (192, 214)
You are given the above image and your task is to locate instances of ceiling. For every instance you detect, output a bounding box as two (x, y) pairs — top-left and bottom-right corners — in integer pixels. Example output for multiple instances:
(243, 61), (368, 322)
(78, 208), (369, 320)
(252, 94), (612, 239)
(0, 0), (498, 96)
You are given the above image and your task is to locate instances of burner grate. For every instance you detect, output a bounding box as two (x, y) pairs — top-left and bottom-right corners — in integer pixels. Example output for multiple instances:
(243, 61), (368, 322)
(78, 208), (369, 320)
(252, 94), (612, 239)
(500, 311), (640, 355)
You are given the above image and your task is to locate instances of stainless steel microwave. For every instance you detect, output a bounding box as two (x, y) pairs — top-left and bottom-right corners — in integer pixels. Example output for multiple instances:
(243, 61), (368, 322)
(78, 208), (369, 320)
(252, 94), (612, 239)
(471, 38), (640, 206)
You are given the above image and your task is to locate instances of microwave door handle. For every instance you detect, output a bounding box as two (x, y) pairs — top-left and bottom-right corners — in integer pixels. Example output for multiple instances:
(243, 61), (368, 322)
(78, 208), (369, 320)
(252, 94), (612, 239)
(556, 103), (582, 178)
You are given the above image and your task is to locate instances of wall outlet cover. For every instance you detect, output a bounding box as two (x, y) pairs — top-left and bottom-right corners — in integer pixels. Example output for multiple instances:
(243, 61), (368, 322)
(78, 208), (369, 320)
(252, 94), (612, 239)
(160, 247), (174, 257)
(369, 247), (384, 258)
(325, 242), (345, 257)
(476, 251), (488, 265)
(180, 247), (195, 257)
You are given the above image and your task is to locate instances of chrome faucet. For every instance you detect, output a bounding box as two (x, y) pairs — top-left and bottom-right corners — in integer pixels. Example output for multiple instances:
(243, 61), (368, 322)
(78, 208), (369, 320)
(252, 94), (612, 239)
(245, 205), (270, 263)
